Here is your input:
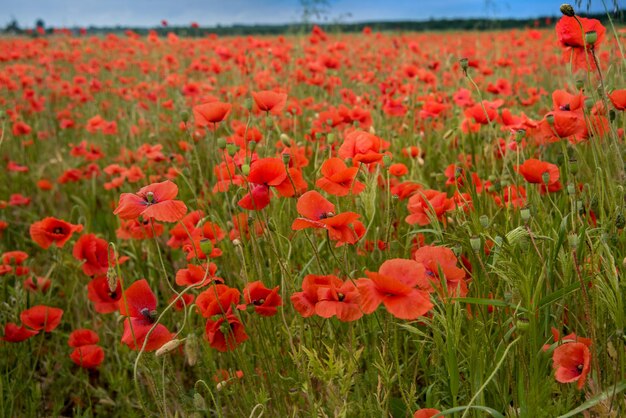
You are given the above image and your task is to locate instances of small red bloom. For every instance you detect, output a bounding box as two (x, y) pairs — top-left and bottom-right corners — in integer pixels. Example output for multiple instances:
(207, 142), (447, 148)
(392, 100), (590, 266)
(70, 344), (105, 369)
(29, 217), (83, 249)
(20, 305), (64, 332)
(114, 180), (187, 223)
(518, 159), (560, 185)
(553, 342), (591, 389)
(73, 234), (114, 276)
(193, 101), (232, 126)
(205, 313), (248, 352)
(68, 329), (99, 347)
(87, 276), (122, 313)
(251, 90), (287, 114)
(239, 281), (282, 317)
(2, 323), (39, 342)
(316, 157), (364, 196)
(338, 130), (389, 164)
(405, 190), (454, 226)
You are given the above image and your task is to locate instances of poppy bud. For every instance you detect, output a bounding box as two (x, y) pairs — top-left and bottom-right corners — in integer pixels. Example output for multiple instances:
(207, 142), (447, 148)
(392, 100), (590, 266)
(567, 183), (576, 195)
(156, 338), (181, 356)
(280, 133), (290, 147)
(576, 200), (584, 215)
(452, 245), (462, 257)
(584, 98), (594, 110)
(569, 158), (579, 175)
(180, 111), (190, 122)
(470, 236), (482, 253)
(584, 31), (597, 46)
(568, 233), (579, 250)
(226, 144), (238, 156)
(459, 57), (469, 72)
(542, 171), (551, 185)
(243, 98), (253, 111)
(185, 333), (198, 366)
(193, 392), (207, 410)
(217, 137), (227, 150)
(560, 4), (575, 17)
(265, 116), (273, 126)
(616, 213), (625, 229)
(369, 126), (376, 135)
(609, 109), (616, 123)
(282, 153), (291, 165)
(515, 129), (526, 142)
(248, 140), (257, 152)
(232, 239), (242, 247)
(516, 317), (530, 332)
(575, 79), (584, 90)
(241, 164), (250, 176)
(382, 155), (392, 166)
(520, 208), (531, 223)
(546, 113), (555, 126)
(199, 238), (213, 255)
(0, 110), (5, 119)
(327, 133), (335, 144)
(479, 215), (490, 228)
(106, 266), (118, 293)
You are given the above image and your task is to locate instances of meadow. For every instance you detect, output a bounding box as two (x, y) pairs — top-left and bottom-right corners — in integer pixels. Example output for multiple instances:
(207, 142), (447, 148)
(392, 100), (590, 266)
(0, 5), (625, 417)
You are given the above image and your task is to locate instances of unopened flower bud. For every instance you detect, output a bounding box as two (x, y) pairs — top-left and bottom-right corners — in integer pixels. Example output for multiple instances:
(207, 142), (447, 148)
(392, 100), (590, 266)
(585, 31), (597, 46)
(226, 143), (238, 156)
(516, 317), (530, 332)
(327, 133), (335, 144)
(382, 155), (392, 166)
(575, 79), (584, 90)
(185, 333), (198, 366)
(199, 238), (213, 255)
(193, 392), (206, 410)
(180, 111), (190, 122)
(546, 113), (555, 126)
(560, 4), (575, 17)
(248, 140), (257, 152)
(470, 236), (482, 253)
(459, 57), (469, 71)
(156, 338), (181, 356)
(584, 98), (594, 110)
(243, 98), (253, 111)
(479, 214), (490, 229)
(241, 164), (250, 176)
(107, 266), (118, 293)
(569, 158), (579, 175)
(232, 238), (242, 247)
(282, 152), (291, 165)
(280, 133), (290, 147)
(520, 208), (531, 223)
(265, 116), (273, 126)
(542, 171), (551, 185)
(369, 125), (376, 135)
(567, 183), (576, 195)
(217, 137), (227, 150)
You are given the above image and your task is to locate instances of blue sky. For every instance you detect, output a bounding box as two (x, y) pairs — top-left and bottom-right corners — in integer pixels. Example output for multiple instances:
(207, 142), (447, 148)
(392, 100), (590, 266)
(1, 0), (622, 27)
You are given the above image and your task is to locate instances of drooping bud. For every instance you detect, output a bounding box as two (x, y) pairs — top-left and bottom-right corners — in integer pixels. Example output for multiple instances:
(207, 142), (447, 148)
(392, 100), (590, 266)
(280, 133), (291, 147)
(459, 57), (469, 72)
(107, 265), (118, 293)
(156, 338), (181, 356)
(560, 4), (575, 17)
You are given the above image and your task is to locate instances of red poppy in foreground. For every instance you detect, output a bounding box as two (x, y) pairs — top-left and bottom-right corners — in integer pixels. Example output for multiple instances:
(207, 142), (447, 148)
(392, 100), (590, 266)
(291, 191), (363, 245)
(556, 15), (606, 71)
(314, 278), (363, 322)
(114, 180), (187, 223)
(238, 158), (287, 211)
(119, 279), (173, 352)
(609, 89), (626, 111)
(193, 101), (232, 126)
(517, 159), (560, 185)
(205, 313), (248, 352)
(357, 258), (433, 320)
(413, 409), (441, 418)
(552, 342), (591, 389)
(251, 90), (287, 115)
(239, 281), (282, 317)
(338, 129), (389, 164)
(70, 344), (105, 369)
(20, 305), (64, 332)
(2, 323), (39, 342)
(29, 217), (83, 249)
(316, 157), (365, 196)
(73, 234), (115, 276)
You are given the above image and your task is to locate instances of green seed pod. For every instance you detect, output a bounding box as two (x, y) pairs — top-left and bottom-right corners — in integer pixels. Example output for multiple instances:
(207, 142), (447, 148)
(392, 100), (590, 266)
(327, 133), (335, 144)
(180, 110), (190, 122)
(516, 317), (530, 332)
(575, 79), (584, 90)
(243, 98), (253, 111)
(584, 98), (594, 110)
(382, 155), (392, 166)
(520, 208), (531, 223)
(282, 152), (291, 165)
(226, 143), (238, 156)
(470, 236), (482, 253)
(241, 163), (250, 176)
(567, 183), (576, 195)
(217, 137), (227, 150)
(248, 140), (257, 152)
(199, 238), (213, 255)
(585, 31), (598, 45)
(479, 214), (490, 229)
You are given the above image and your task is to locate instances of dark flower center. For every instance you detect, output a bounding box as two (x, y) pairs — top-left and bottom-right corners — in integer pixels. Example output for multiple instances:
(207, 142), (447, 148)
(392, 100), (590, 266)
(140, 307), (157, 323)
(337, 292), (345, 302)
(253, 298), (265, 306)
(577, 364), (584, 372)
(559, 104), (571, 111)
(53, 227), (65, 234)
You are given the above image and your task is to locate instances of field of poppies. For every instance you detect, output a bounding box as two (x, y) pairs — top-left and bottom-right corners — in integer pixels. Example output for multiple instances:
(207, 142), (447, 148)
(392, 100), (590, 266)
(1, 4), (626, 417)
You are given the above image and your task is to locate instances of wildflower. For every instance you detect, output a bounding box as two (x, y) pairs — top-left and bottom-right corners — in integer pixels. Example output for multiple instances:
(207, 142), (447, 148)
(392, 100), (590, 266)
(239, 281), (282, 317)
(553, 342), (591, 389)
(556, 15), (606, 71)
(20, 305), (64, 332)
(29, 217), (83, 249)
(316, 157), (365, 196)
(113, 180), (187, 223)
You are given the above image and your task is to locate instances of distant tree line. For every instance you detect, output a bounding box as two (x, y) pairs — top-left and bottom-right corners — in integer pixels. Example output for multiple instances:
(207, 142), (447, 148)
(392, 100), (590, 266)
(2, 11), (623, 37)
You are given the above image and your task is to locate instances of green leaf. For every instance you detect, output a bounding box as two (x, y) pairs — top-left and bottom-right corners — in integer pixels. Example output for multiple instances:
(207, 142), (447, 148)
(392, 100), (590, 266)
(557, 381), (626, 418)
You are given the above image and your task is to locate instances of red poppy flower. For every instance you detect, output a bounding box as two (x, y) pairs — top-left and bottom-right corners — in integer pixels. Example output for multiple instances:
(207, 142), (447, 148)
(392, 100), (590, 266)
(23, 276), (51, 293)
(20, 305), (64, 332)
(2, 323), (39, 342)
(70, 344), (105, 369)
(196, 284), (241, 318)
(175, 263), (222, 287)
(315, 278), (363, 322)
(553, 342), (591, 389)
(315, 157), (365, 196)
(73, 234), (113, 276)
(292, 191), (362, 245)
(119, 279), (173, 352)
(205, 312), (248, 352)
(239, 281), (282, 317)
(114, 180), (187, 223)
(413, 245), (467, 297)
(238, 158), (287, 211)
(193, 101), (232, 126)
(2, 251), (29, 265)
(87, 276), (122, 313)
(413, 409), (441, 418)
(357, 258), (433, 320)
(68, 329), (99, 347)
(609, 89), (626, 111)
(405, 189), (454, 226)
(338, 130), (388, 164)
(517, 159), (560, 185)
(291, 274), (344, 318)
(556, 16), (606, 71)
(29, 217), (83, 249)
(251, 90), (287, 115)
